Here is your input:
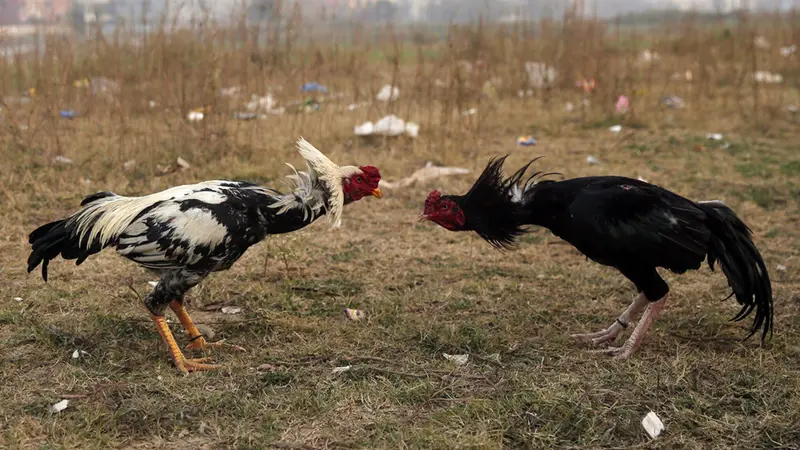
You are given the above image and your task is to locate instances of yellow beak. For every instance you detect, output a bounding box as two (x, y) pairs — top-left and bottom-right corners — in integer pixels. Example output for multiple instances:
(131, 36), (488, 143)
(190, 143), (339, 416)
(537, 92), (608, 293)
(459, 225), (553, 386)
(372, 188), (382, 198)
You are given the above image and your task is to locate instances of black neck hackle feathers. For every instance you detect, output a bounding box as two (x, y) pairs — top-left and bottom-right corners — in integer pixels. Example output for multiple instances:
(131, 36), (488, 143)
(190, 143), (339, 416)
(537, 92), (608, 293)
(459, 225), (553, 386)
(455, 155), (549, 250)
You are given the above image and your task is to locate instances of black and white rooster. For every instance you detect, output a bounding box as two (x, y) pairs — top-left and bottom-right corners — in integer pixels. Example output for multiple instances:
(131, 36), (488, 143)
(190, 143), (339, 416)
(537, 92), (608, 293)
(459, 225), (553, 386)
(27, 138), (382, 374)
(420, 156), (772, 359)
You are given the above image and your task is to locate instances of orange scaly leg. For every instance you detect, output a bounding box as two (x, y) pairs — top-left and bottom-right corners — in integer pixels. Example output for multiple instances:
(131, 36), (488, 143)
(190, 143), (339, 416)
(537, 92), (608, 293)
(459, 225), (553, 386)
(150, 314), (219, 375)
(169, 300), (225, 352)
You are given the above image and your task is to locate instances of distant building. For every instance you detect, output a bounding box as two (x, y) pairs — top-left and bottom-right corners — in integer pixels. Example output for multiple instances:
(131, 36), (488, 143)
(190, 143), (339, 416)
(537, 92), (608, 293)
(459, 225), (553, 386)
(0, 0), (24, 25)
(20, 0), (73, 23)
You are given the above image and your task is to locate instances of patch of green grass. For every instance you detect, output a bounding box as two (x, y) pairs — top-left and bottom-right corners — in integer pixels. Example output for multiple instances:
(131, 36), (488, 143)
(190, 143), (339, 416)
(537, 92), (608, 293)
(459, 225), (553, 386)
(780, 160), (800, 177)
(732, 186), (787, 210)
(623, 143), (651, 155)
(735, 162), (773, 179)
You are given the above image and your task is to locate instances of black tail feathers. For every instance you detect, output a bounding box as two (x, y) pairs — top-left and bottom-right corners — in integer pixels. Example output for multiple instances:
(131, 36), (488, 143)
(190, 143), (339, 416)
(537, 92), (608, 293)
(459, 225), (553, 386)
(699, 201), (773, 342)
(27, 218), (102, 282)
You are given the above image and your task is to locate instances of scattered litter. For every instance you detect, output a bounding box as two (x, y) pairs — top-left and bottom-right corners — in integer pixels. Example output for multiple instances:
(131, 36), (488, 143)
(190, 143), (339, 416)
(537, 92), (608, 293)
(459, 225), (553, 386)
(123, 160), (136, 171)
(637, 176), (649, 183)
(380, 162), (470, 190)
(374, 115), (407, 136)
(220, 86), (242, 97)
(565, 102), (574, 112)
(54, 156), (73, 164)
(71, 350), (89, 359)
(517, 89), (534, 98)
(663, 96), (685, 109)
(301, 82), (328, 94)
(754, 36), (770, 49)
(50, 399), (70, 413)
(4, 95), (31, 104)
(196, 324), (216, 340)
(60, 110), (76, 119)
(462, 108), (478, 116)
(780, 45), (797, 57)
(148, 281), (158, 288)
(404, 122), (420, 138)
(576, 78), (596, 93)
(639, 49), (660, 63)
(787, 105), (798, 114)
(609, 125), (622, 133)
(13, 297), (23, 302)
(753, 71), (783, 84)
(525, 61), (557, 88)
(245, 94), (279, 113)
(776, 264), (787, 272)
(443, 353), (469, 366)
(615, 95), (629, 114)
(355, 115), (419, 138)
(343, 308), (366, 321)
(376, 84), (400, 102)
(642, 411), (665, 439)
(176, 157), (191, 170)
(80, 177), (91, 186)
(221, 306), (242, 315)
(187, 111), (204, 121)
(234, 112), (258, 120)
(706, 133), (723, 141)
(148, 100), (158, 109)
(354, 122), (375, 136)
(87, 77), (119, 98)
(586, 155), (600, 165)
(332, 365), (352, 374)
(200, 301), (226, 311)
(517, 135), (537, 146)
(347, 102), (368, 111)
(671, 70), (693, 82)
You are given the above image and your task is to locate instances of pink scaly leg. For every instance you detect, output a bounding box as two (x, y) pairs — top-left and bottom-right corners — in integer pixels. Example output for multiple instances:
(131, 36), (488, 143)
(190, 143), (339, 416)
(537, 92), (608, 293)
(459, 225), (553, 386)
(594, 293), (669, 360)
(571, 292), (650, 345)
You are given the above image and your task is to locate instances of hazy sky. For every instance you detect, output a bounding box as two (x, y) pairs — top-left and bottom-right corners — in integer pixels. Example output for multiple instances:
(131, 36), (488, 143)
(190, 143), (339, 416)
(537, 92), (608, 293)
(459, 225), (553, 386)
(127, 0), (799, 23)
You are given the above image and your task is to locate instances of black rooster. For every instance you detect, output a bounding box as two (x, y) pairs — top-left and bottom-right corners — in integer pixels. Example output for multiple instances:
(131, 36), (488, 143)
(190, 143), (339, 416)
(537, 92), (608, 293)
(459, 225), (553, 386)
(28, 138), (382, 374)
(420, 156), (772, 359)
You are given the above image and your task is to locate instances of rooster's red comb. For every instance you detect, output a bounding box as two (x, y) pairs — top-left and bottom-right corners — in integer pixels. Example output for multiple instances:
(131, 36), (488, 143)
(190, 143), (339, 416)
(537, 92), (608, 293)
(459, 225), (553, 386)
(359, 166), (381, 182)
(424, 190), (442, 214)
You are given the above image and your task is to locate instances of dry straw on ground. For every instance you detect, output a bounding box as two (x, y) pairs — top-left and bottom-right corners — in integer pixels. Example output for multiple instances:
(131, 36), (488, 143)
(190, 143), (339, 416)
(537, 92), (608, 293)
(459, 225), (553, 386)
(1, 7), (799, 449)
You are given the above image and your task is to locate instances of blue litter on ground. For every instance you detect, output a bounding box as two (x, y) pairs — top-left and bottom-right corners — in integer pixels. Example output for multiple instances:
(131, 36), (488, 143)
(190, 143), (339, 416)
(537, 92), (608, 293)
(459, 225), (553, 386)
(301, 82), (328, 93)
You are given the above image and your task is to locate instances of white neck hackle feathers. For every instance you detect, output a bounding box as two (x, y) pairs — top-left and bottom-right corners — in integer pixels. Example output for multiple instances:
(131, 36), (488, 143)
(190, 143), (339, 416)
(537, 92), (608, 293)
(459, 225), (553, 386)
(292, 137), (360, 229)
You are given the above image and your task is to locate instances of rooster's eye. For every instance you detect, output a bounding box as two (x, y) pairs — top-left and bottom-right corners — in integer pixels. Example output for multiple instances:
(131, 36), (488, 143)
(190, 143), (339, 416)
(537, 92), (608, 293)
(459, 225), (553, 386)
(356, 176), (364, 183)
(440, 204), (449, 211)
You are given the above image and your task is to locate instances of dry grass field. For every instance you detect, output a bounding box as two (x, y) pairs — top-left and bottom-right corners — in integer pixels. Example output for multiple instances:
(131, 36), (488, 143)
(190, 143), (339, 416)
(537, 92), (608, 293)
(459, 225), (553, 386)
(1, 11), (799, 449)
